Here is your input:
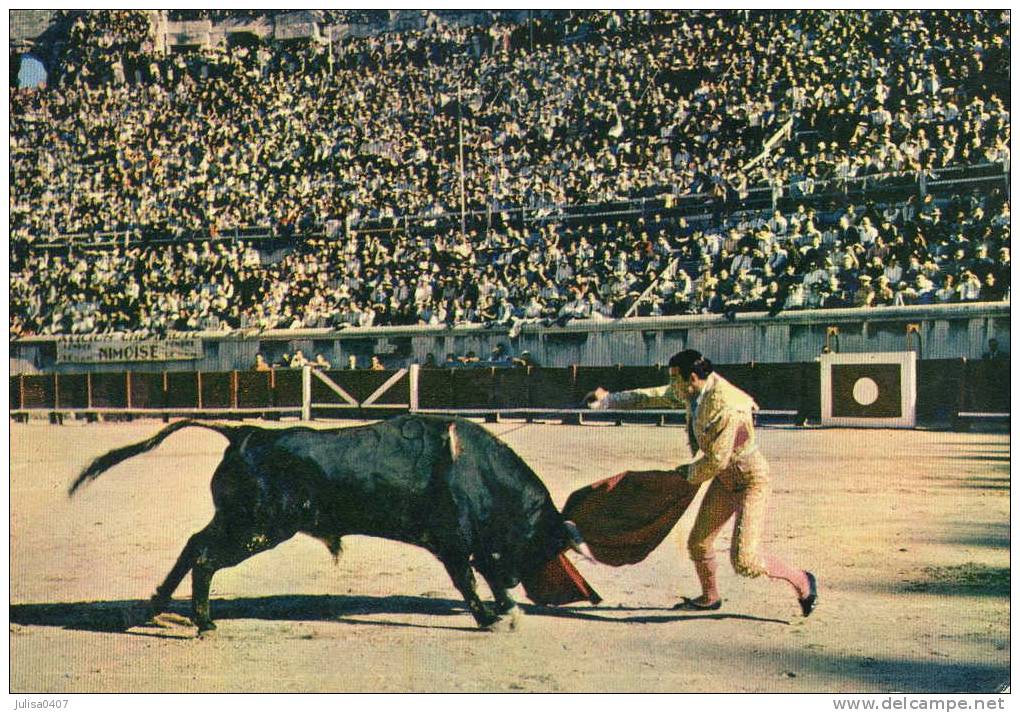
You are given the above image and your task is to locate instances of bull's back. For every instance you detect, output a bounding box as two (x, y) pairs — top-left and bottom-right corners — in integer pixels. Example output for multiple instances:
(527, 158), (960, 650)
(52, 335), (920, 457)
(231, 419), (449, 541)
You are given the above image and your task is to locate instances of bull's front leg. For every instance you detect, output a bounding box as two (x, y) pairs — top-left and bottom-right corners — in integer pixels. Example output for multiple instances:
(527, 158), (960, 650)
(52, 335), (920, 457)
(186, 518), (296, 635)
(440, 556), (499, 629)
(191, 562), (216, 633)
(150, 529), (206, 617)
(480, 571), (524, 632)
(491, 587), (516, 613)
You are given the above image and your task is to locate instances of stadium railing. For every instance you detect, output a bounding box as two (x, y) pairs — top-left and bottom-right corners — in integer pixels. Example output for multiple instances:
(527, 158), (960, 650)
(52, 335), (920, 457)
(343, 160), (1008, 237)
(14, 159), (1007, 249)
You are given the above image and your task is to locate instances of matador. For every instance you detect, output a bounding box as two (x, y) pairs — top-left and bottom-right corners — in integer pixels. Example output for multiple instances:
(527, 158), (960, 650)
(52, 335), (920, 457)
(589, 349), (818, 615)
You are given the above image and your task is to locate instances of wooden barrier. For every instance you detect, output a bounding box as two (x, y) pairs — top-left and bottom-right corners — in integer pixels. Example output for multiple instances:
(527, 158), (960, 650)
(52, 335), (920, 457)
(8, 361), (1010, 426)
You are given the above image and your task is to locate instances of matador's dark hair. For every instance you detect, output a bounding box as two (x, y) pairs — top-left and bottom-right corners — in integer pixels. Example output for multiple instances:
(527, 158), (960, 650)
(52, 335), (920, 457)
(668, 349), (714, 379)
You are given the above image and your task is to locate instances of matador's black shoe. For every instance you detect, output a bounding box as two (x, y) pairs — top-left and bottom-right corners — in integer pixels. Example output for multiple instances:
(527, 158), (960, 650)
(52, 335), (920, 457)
(672, 596), (722, 611)
(799, 571), (818, 617)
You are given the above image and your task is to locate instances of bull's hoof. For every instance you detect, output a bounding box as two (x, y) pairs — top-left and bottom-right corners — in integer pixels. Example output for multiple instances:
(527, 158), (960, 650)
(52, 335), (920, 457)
(483, 606), (523, 633)
(149, 593), (171, 618)
(195, 619), (217, 635)
(471, 602), (500, 629)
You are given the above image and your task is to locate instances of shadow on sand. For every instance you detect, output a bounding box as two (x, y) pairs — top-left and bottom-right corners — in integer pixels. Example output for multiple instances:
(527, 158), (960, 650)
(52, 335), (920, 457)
(9, 593), (789, 636)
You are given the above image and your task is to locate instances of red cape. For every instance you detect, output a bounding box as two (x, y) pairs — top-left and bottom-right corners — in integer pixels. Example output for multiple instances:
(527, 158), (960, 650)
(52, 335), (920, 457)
(521, 552), (602, 606)
(563, 469), (701, 565)
(521, 470), (701, 605)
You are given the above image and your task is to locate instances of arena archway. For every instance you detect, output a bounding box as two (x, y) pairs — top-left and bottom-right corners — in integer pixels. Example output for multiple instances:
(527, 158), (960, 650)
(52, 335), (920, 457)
(16, 53), (47, 88)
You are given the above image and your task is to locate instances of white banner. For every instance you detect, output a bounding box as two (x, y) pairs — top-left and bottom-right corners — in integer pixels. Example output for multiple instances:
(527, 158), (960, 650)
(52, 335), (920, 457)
(56, 338), (203, 364)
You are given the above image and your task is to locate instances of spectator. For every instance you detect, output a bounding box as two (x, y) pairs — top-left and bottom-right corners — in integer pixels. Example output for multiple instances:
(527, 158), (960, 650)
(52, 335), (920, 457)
(979, 273), (1006, 302)
(489, 343), (512, 366)
(853, 275), (876, 307)
(873, 276), (895, 305)
(914, 275), (936, 304)
(512, 350), (538, 367)
(957, 271), (983, 301)
(934, 274), (957, 303)
(982, 338), (1007, 360)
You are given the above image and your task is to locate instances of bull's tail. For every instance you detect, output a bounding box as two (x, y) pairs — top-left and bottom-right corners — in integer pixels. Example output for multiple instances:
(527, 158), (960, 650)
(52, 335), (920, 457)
(68, 419), (239, 496)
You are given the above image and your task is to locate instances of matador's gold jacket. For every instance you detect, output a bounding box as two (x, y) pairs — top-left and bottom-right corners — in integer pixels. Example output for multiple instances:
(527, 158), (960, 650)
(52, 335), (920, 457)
(594, 371), (760, 487)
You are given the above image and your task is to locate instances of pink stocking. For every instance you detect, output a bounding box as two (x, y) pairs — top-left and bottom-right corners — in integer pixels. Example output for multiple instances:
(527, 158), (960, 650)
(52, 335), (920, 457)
(764, 555), (809, 598)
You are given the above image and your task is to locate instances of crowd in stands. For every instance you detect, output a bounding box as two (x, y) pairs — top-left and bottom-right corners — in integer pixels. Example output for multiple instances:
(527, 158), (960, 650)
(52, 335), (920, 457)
(11, 10), (1010, 240)
(9, 189), (1010, 338)
(8, 10), (1012, 337)
(49, 10), (155, 89)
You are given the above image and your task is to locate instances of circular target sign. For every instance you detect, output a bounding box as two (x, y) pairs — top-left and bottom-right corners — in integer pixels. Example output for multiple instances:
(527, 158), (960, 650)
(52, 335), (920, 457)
(852, 377), (880, 406)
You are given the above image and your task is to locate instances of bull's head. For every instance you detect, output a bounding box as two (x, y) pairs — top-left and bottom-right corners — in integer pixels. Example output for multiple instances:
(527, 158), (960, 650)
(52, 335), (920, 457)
(505, 513), (595, 588)
(515, 517), (602, 606)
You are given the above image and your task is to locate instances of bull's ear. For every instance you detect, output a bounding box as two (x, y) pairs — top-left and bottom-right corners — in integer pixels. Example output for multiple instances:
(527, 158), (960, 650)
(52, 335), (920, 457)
(445, 422), (462, 461)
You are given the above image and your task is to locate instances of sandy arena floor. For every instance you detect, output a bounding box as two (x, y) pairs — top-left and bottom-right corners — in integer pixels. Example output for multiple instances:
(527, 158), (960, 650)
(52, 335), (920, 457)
(9, 417), (1010, 693)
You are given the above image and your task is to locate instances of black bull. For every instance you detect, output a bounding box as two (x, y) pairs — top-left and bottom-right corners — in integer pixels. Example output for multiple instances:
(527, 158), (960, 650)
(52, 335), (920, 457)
(69, 415), (596, 632)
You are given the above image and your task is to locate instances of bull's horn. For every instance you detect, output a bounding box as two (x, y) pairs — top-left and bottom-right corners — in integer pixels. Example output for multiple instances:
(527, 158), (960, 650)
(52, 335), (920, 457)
(564, 520), (597, 564)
